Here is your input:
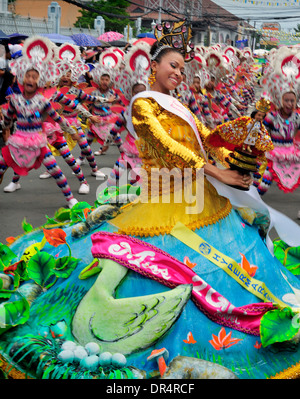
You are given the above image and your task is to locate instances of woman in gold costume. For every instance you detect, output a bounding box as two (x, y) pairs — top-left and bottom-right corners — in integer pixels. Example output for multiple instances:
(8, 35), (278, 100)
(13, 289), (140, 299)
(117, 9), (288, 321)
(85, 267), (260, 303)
(2, 25), (300, 380)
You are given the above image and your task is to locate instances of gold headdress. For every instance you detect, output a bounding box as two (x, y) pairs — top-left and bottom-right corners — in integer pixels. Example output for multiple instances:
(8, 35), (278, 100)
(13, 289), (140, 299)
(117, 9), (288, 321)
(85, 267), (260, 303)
(152, 20), (195, 63)
(255, 98), (271, 114)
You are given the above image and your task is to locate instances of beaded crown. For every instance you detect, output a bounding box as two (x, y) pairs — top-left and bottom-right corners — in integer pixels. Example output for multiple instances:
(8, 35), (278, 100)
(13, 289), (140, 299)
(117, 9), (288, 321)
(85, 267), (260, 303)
(153, 20), (195, 63)
(255, 98), (271, 114)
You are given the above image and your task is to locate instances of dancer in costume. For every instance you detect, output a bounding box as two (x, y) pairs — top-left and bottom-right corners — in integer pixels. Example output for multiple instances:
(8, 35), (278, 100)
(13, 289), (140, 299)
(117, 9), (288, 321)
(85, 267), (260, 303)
(189, 73), (215, 129)
(5, 42), (108, 193)
(42, 43), (107, 181)
(253, 48), (300, 219)
(2, 23), (300, 380)
(0, 36), (79, 208)
(105, 43), (151, 187)
(202, 50), (241, 128)
(81, 49), (125, 158)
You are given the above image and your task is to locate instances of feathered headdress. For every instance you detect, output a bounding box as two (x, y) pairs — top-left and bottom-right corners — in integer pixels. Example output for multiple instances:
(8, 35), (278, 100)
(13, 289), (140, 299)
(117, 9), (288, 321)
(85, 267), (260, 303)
(90, 48), (123, 86)
(262, 47), (300, 109)
(114, 42), (151, 101)
(205, 50), (228, 82)
(56, 43), (89, 83)
(9, 36), (59, 87)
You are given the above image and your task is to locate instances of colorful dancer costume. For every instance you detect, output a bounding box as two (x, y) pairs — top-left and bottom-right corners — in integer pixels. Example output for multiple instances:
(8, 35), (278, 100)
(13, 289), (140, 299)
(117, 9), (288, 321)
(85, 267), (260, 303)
(0, 36), (78, 208)
(81, 49), (125, 157)
(45, 43), (106, 181)
(254, 47), (300, 198)
(1, 23), (300, 381)
(201, 50), (241, 128)
(106, 42), (151, 187)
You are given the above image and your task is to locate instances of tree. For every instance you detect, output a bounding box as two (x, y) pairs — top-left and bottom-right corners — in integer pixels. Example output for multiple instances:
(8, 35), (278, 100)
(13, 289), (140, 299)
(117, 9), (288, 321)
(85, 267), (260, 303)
(294, 24), (300, 34)
(74, 0), (131, 32)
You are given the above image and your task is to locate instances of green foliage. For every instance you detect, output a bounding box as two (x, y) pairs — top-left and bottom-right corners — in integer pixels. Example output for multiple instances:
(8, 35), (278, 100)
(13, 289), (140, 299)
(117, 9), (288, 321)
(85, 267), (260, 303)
(294, 24), (300, 33)
(260, 307), (299, 347)
(22, 218), (33, 234)
(273, 239), (300, 275)
(0, 292), (30, 333)
(74, 0), (131, 33)
(0, 243), (17, 271)
(27, 251), (56, 289)
(27, 250), (79, 289)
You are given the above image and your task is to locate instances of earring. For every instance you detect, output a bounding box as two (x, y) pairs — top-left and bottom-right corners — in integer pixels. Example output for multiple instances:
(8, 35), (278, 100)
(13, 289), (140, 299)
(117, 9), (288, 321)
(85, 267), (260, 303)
(148, 71), (156, 87)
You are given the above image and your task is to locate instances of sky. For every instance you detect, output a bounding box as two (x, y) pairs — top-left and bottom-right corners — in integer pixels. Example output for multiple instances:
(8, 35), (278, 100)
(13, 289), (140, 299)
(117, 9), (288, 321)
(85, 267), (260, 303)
(212, 0), (300, 31)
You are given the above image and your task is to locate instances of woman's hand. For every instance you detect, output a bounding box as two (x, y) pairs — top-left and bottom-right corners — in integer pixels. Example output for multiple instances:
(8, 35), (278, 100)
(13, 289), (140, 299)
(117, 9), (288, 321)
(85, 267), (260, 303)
(204, 163), (252, 189)
(217, 168), (252, 189)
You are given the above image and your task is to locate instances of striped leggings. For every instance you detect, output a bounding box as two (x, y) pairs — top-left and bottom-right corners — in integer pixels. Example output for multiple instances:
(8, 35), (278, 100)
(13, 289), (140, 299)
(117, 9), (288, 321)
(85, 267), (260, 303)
(52, 132), (98, 181)
(76, 131), (98, 170)
(0, 149), (74, 202)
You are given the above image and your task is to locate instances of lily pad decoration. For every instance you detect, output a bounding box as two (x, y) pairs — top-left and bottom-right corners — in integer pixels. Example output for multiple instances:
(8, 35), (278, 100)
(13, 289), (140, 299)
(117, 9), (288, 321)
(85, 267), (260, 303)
(0, 292), (30, 335)
(273, 239), (300, 275)
(260, 307), (300, 347)
(0, 243), (17, 270)
(27, 228), (80, 288)
(54, 256), (79, 279)
(27, 251), (56, 289)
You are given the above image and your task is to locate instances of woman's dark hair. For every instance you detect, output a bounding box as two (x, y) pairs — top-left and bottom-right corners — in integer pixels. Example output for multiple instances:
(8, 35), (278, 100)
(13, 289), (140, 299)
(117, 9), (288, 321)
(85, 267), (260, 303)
(150, 41), (183, 63)
(250, 110), (258, 119)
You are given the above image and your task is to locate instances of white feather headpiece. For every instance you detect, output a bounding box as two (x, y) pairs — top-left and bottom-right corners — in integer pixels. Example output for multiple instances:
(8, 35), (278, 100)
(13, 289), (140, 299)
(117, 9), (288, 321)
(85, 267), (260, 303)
(262, 47), (300, 108)
(9, 36), (60, 87)
(56, 43), (89, 83)
(114, 42), (151, 101)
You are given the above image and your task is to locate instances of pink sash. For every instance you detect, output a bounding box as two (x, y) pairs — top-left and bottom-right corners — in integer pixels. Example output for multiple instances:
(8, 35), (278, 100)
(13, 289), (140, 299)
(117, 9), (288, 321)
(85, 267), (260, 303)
(91, 232), (274, 336)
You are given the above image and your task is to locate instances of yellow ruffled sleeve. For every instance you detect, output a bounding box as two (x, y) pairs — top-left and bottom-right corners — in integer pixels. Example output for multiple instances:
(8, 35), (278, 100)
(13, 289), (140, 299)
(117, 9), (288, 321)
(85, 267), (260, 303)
(132, 97), (206, 170)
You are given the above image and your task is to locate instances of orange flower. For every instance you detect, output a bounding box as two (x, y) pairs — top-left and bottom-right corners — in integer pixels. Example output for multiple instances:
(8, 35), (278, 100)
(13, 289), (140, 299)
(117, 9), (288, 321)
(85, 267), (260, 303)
(183, 331), (197, 344)
(209, 327), (243, 350)
(83, 208), (91, 219)
(239, 252), (258, 277)
(183, 256), (197, 269)
(6, 236), (16, 245)
(43, 228), (67, 247)
(254, 341), (262, 349)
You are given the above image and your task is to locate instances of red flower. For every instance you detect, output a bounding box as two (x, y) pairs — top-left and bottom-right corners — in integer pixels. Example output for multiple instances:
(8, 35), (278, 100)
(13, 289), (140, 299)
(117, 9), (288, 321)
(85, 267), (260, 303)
(43, 228), (67, 247)
(254, 341), (262, 349)
(209, 327), (243, 350)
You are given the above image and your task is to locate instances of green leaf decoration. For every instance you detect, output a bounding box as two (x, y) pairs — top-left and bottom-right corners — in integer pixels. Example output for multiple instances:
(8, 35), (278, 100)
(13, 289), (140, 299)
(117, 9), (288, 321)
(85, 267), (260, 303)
(0, 243), (17, 270)
(27, 251), (56, 288)
(54, 256), (79, 279)
(0, 293), (30, 333)
(44, 216), (60, 226)
(70, 202), (92, 222)
(54, 208), (72, 222)
(22, 218), (33, 233)
(260, 307), (299, 347)
(273, 239), (300, 274)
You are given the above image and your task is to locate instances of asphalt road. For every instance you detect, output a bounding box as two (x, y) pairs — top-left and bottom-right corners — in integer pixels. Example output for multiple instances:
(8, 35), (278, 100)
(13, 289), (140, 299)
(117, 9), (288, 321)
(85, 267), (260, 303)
(0, 139), (299, 244)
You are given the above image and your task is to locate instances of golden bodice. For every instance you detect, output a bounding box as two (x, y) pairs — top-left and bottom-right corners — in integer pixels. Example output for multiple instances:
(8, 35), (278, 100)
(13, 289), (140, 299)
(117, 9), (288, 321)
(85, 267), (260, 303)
(111, 97), (231, 237)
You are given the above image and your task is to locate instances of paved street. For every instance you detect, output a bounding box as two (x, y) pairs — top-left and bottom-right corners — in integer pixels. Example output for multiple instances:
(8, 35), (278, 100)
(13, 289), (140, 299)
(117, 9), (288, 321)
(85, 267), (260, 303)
(0, 139), (299, 243)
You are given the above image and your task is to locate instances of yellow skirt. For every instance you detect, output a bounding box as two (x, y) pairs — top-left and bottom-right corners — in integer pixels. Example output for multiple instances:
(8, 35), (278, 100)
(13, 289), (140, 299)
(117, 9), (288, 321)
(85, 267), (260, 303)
(111, 177), (232, 237)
